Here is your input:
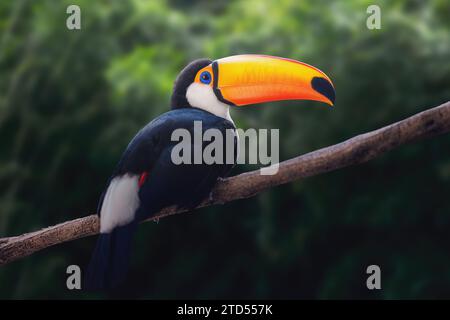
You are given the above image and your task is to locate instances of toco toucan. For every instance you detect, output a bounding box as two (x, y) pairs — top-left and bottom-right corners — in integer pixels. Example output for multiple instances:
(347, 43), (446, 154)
(85, 54), (335, 289)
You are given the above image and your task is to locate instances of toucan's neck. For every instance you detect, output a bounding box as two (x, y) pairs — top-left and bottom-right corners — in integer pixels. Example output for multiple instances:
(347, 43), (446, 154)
(200, 102), (233, 123)
(184, 82), (234, 124)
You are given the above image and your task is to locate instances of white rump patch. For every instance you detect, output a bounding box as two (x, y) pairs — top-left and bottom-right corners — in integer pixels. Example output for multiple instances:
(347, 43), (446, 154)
(99, 174), (140, 233)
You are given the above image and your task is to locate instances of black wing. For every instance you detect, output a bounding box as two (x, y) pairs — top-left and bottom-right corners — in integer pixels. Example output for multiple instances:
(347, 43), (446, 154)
(99, 108), (237, 220)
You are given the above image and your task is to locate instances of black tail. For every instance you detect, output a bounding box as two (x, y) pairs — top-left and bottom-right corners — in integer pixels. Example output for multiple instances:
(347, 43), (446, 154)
(84, 222), (137, 290)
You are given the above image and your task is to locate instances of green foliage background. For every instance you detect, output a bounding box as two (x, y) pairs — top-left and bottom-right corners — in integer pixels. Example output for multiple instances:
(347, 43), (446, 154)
(0, 0), (450, 299)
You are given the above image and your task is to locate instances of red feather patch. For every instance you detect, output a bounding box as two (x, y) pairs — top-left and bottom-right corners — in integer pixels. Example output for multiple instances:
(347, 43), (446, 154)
(138, 172), (149, 187)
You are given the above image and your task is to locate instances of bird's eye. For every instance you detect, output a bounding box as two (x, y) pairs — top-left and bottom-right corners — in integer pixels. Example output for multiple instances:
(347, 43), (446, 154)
(199, 71), (212, 84)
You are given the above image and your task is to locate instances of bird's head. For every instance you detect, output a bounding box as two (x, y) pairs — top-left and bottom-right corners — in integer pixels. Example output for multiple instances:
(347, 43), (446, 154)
(171, 54), (335, 119)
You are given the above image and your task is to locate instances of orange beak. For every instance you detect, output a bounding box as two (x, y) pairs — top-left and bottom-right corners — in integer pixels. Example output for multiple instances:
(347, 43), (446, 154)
(195, 54), (335, 107)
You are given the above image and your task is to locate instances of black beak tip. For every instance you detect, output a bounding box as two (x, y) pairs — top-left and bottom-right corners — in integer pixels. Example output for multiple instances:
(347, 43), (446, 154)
(311, 77), (335, 105)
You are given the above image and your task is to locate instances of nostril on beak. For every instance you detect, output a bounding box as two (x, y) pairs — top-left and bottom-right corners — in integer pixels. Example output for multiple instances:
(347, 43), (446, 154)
(311, 77), (335, 105)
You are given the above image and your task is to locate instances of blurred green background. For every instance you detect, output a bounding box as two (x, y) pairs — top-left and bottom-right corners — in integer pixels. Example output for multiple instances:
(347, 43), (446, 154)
(1, 0), (450, 299)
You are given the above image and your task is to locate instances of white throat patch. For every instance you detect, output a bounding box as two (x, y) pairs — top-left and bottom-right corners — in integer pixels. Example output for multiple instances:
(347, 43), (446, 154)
(186, 83), (233, 123)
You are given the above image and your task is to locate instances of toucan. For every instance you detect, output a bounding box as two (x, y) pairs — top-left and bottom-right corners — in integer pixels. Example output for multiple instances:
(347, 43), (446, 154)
(84, 54), (335, 289)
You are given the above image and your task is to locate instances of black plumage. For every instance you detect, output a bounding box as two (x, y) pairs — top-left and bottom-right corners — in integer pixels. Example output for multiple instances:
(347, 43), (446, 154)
(117, 107), (236, 215)
(85, 56), (239, 289)
(86, 107), (237, 289)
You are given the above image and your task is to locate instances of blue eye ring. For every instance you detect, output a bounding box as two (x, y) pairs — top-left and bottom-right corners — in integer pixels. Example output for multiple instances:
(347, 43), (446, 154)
(199, 71), (212, 84)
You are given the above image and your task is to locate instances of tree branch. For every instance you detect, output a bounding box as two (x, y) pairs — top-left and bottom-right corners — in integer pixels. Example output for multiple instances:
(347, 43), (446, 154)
(1, 101), (450, 266)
